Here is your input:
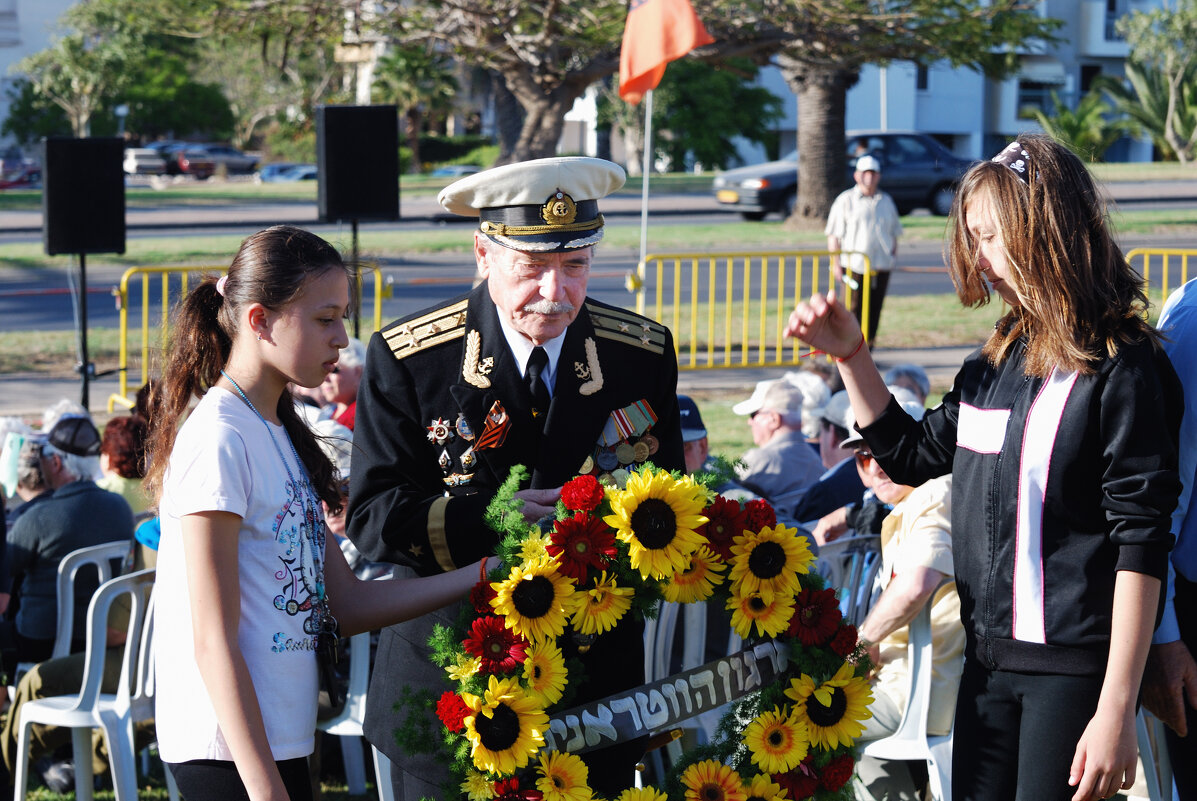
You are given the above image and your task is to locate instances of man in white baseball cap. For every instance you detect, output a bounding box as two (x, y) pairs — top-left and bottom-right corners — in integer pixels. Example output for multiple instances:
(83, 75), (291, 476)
(733, 379), (824, 508)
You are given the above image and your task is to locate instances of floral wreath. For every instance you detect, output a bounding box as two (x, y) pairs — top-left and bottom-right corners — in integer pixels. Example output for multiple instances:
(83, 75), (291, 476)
(410, 463), (873, 801)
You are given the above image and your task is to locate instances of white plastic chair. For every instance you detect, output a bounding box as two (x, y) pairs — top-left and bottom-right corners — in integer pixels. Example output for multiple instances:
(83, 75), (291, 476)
(50, 541), (134, 661)
(860, 583), (955, 801)
(12, 568), (156, 801)
(315, 631), (395, 801)
(1136, 709), (1177, 801)
(814, 533), (883, 625)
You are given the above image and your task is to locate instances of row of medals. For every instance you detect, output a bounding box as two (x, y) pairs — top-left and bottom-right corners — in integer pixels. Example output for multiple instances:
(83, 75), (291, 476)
(577, 431), (661, 484)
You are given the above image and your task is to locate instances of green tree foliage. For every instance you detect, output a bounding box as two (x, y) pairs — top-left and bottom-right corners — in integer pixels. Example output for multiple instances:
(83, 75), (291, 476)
(1, 80), (71, 145)
(1095, 61), (1197, 162)
(1021, 89), (1136, 162)
(1116, 1), (1197, 163)
(599, 58), (783, 172)
(372, 45), (460, 173)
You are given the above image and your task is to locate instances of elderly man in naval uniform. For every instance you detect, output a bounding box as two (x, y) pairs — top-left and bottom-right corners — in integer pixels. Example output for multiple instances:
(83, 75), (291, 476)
(347, 156), (685, 800)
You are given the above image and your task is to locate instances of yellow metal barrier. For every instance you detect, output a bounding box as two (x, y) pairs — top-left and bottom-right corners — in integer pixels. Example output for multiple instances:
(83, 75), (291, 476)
(634, 251), (872, 370)
(107, 264), (385, 412)
(1127, 247), (1197, 309)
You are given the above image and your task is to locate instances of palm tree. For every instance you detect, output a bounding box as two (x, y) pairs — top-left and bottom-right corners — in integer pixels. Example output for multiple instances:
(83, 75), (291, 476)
(372, 45), (459, 173)
(1021, 89), (1136, 162)
(1093, 61), (1197, 162)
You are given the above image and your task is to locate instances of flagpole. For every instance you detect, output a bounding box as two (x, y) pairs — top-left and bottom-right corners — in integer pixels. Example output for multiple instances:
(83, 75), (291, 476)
(638, 88), (654, 273)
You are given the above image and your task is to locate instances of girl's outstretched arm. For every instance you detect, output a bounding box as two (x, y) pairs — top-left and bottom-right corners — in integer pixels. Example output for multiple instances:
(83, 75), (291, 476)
(183, 511), (289, 801)
(783, 290), (892, 429)
(1068, 570), (1159, 801)
(324, 540), (497, 636)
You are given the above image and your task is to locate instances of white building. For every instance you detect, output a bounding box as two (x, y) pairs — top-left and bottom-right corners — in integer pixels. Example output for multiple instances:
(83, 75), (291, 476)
(0, 0), (75, 154)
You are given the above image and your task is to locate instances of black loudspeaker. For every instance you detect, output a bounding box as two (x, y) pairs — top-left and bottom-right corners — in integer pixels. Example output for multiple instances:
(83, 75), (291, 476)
(42, 137), (126, 256)
(317, 105), (400, 223)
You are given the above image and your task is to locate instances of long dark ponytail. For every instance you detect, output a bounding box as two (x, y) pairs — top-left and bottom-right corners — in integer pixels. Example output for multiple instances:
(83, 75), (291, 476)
(145, 225), (348, 511)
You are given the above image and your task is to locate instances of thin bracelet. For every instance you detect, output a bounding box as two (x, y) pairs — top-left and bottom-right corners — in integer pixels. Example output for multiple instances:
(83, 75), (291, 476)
(479, 557), (489, 582)
(837, 335), (866, 363)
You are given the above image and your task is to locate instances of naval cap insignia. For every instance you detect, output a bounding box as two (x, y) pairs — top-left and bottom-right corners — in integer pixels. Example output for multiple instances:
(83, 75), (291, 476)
(541, 191), (578, 226)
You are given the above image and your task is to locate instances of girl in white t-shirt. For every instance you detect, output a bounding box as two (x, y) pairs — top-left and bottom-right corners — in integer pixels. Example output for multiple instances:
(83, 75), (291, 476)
(145, 226), (493, 801)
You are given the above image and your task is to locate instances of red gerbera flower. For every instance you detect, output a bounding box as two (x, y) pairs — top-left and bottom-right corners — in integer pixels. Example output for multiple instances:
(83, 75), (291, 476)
(786, 588), (843, 645)
(698, 495), (748, 561)
(547, 511), (617, 582)
(829, 623), (859, 658)
(435, 690), (470, 733)
(463, 615), (528, 674)
(494, 777), (543, 801)
(561, 474), (605, 512)
(819, 754), (855, 792)
(743, 498), (777, 532)
(470, 579), (498, 614)
(773, 760), (818, 800)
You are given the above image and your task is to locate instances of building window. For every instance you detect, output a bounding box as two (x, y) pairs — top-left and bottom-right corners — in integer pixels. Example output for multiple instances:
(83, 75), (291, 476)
(1105, 0), (1125, 41)
(916, 65), (928, 91)
(1018, 81), (1059, 117)
(1080, 65), (1102, 93)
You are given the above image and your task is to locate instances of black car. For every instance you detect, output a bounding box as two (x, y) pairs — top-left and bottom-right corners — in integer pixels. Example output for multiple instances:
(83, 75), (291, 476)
(712, 130), (976, 219)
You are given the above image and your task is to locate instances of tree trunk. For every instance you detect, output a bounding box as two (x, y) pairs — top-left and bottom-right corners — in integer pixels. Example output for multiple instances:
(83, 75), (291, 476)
(776, 58), (858, 227)
(501, 74), (588, 164)
(406, 107), (423, 173)
(491, 73), (524, 165)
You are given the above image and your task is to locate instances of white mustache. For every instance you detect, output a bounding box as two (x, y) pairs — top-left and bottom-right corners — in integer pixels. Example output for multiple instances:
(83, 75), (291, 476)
(523, 300), (575, 315)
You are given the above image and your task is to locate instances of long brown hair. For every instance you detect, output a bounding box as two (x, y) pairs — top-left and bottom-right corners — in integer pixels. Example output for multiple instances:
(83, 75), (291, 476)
(145, 225), (347, 511)
(945, 133), (1155, 376)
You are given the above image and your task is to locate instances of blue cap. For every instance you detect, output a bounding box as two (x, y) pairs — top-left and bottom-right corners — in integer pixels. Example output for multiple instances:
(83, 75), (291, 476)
(677, 395), (707, 442)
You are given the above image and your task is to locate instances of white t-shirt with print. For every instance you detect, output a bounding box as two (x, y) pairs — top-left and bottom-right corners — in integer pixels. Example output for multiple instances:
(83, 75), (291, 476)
(154, 386), (326, 763)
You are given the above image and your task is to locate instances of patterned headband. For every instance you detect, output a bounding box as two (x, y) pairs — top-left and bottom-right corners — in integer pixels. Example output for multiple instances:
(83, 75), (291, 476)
(991, 140), (1031, 184)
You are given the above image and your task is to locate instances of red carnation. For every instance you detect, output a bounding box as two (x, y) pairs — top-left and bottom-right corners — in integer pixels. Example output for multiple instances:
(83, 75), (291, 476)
(819, 754), (855, 792)
(773, 762), (819, 800)
(494, 777), (543, 801)
(829, 622), (859, 658)
(561, 474), (605, 512)
(786, 588), (843, 645)
(435, 691), (470, 733)
(470, 579), (498, 614)
(547, 511), (617, 582)
(463, 615), (528, 674)
(742, 498), (777, 532)
(698, 495), (748, 561)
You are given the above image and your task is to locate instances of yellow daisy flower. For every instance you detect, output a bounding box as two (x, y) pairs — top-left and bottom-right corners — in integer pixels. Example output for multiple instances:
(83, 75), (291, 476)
(744, 774), (787, 801)
(462, 771), (496, 801)
(615, 789), (669, 801)
(726, 586), (794, 639)
(491, 557), (578, 643)
(741, 707), (809, 774)
(571, 571), (634, 635)
(520, 528), (554, 564)
(462, 675), (549, 775)
(447, 652), (482, 682)
(728, 525), (814, 603)
(523, 639), (568, 707)
(680, 759), (747, 801)
(784, 662), (874, 750)
(662, 545), (727, 603)
(536, 750), (592, 801)
(603, 467), (709, 580)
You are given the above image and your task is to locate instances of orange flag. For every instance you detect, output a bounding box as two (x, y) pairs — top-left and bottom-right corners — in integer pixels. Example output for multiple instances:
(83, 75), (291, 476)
(618, 0), (715, 105)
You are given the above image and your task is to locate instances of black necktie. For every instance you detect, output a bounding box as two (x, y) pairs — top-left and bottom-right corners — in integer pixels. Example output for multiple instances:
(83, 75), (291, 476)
(527, 346), (551, 421)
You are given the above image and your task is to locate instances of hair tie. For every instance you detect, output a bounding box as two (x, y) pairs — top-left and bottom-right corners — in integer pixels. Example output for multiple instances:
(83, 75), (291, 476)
(216, 274), (229, 297)
(991, 140), (1031, 185)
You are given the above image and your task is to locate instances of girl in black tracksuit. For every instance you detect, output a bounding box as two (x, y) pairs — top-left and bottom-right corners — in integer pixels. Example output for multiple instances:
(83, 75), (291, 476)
(785, 134), (1182, 801)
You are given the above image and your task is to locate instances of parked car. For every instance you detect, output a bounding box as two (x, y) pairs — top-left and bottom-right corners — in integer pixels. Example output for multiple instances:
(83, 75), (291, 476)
(169, 147), (216, 179)
(430, 164), (481, 177)
(0, 164), (41, 190)
(274, 164), (317, 181)
(202, 143), (258, 174)
(123, 148), (168, 176)
(256, 162), (301, 183)
(711, 131), (976, 219)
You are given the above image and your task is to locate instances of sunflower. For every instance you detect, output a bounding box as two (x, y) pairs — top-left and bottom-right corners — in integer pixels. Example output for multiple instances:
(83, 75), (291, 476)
(744, 774), (788, 801)
(615, 789), (669, 801)
(548, 512), (617, 582)
(523, 639), (568, 707)
(462, 675), (549, 775)
(727, 587), (795, 639)
(462, 771), (497, 801)
(447, 652), (482, 682)
(491, 557), (578, 643)
(520, 528), (554, 565)
(663, 545), (727, 603)
(742, 707), (809, 774)
(785, 662), (874, 750)
(603, 467), (709, 579)
(728, 525), (813, 602)
(536, 750), (592, 801)
(680, 759), (747, 801)
(571, 571), (634, 635)
(464, 615), (529, 675)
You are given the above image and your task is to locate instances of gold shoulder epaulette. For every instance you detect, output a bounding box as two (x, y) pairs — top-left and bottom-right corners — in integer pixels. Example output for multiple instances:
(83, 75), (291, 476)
(585, 302), (667, 354)
(384, 299), (468, 359)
